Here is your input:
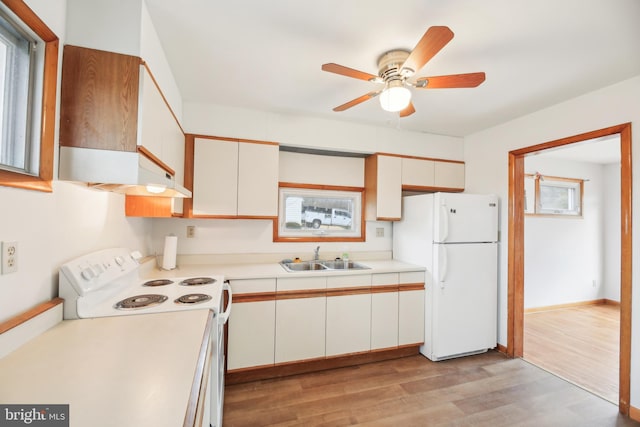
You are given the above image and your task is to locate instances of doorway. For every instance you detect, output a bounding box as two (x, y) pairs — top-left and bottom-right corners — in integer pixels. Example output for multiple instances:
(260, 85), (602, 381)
(507, 123), (632, 414)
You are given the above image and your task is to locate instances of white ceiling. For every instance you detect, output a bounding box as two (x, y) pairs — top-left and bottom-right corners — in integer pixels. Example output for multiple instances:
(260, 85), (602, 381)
(534, 134), (621, 165)
(144, 0), (640, 137)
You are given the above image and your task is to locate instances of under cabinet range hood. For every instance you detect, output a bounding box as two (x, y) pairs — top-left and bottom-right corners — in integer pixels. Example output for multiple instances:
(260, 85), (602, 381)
(58, 146), (192, 198)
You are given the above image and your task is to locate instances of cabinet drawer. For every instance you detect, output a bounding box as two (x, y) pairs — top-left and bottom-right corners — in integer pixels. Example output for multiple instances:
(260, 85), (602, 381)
(229, 278), (276, 294)
(277, 276), (326, 292)
(326, 274), (371, 289)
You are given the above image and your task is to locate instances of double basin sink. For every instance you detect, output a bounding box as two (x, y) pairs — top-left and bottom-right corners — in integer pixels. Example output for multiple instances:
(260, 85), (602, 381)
(280, 259), (370, 272)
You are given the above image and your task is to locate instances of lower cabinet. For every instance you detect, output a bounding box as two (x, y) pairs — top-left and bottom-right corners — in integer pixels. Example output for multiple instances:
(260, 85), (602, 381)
(275, 296), (326, 363)
(398, 271), (426, 346)
(326, 274), (372, 356)
(227, 278), (276, 371)
(274, 276), (326, 364)
(226, 270), (425, 373)
(371, 273), (400, 350)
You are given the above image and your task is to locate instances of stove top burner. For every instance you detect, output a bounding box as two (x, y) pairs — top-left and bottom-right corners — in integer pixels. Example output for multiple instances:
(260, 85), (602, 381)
(174, 293), (213, 305)
(114, 294), (168, 310)
(143, 279), (174, 287)
(179, 277), (216, 286)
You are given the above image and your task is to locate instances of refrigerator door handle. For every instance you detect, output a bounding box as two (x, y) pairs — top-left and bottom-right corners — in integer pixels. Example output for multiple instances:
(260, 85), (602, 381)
(438, 244), (448, 287)
(439, 203), (449, 242)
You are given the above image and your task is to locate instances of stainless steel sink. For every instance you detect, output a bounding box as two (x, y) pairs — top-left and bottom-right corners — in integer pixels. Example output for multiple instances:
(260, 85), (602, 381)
(320, 260), (370, 270)
(280, 260), (370, 272)
(280, 261), (328, 272)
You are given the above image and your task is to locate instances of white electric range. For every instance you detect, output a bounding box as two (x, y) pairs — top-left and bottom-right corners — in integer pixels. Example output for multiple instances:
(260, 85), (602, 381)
(58, 247), (231, 427)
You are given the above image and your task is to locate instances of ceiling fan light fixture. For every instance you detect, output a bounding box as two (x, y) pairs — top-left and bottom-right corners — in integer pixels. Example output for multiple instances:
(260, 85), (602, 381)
(379, 81), (411, 112)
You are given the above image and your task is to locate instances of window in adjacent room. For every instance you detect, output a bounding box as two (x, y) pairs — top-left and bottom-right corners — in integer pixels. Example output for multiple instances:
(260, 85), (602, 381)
(0, 1), (58, 192)
(525, 173), (583, 217)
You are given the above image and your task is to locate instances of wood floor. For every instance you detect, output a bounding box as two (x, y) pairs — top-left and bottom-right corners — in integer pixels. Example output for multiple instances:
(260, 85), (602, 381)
(524, 303), (619, 403)
(223, 350), (637, 426)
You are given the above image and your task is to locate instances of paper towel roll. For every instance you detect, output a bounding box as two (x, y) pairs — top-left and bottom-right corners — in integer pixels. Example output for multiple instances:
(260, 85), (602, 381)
(162, 235), (178, 270)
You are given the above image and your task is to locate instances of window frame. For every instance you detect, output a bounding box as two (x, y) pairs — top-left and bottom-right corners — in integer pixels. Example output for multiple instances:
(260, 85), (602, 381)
(0, 0), (57, 192)
(274, 184), (366, 242)
(524, 173), (584, 217)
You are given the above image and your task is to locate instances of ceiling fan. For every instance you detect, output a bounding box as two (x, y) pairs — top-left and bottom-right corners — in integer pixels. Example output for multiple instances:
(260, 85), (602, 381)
(321, 26), (485, 117)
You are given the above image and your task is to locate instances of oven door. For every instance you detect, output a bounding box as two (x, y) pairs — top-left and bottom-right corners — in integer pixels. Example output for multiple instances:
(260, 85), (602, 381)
(210, 281), (232, 427)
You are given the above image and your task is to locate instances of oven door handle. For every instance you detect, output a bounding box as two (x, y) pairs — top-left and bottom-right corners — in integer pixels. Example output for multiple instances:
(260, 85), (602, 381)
(220, 280), (232, 324)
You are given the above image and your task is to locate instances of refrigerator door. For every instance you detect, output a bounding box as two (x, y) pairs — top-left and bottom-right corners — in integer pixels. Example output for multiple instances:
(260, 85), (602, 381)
(433, 193), (498, 243)
(429, 242), (497, 360)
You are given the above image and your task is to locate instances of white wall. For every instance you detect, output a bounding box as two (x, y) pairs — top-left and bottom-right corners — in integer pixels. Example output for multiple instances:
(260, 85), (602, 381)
(65, 0), (183, 122)
(152, 103), (466, 261)
(0, 0), (153, 323)
(604, 163), (622, 301)
(184, 102), (464, 159)
(464, 74), (640, 409)
(523, 157), (605, 308)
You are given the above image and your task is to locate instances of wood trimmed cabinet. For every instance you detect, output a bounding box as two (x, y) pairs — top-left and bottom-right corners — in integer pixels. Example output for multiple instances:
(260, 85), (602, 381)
(325, 275), (372, 357)
(365, 153), (465, 221)
(226, 269), (425, 383)
(226, 278), (276, 371)
(58, 45), (187, 218)
(188, 136), (279, 218)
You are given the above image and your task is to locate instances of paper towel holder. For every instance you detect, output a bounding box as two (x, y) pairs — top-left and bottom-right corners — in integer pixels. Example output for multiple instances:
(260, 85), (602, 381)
(158, 234), (179, 271)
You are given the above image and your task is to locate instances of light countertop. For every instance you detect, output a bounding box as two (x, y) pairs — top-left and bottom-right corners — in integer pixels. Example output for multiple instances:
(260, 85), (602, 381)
(0, 309), (212, 427)
(141, 259), (425, 281)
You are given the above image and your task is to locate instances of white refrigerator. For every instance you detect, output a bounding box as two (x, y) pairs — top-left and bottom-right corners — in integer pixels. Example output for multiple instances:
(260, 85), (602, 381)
(393, 192), (498, 361)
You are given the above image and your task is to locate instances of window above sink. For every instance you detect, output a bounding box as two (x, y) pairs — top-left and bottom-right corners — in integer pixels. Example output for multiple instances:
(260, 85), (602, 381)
(275, 186), (364, 242)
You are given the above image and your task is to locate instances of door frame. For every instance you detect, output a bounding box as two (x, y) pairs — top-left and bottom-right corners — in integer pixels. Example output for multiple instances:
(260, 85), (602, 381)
(507, 122), (632, 414)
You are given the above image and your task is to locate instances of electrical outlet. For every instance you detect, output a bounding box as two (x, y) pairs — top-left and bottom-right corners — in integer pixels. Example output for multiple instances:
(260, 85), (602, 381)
(376, 227), (384, 237)
(1, 241), (18, 274)
(186, 226), (195, 238)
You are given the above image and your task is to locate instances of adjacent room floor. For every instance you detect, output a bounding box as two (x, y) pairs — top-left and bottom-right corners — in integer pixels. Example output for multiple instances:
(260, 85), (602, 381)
(223, 350), (636, 426)
(523, 303), (620, 403)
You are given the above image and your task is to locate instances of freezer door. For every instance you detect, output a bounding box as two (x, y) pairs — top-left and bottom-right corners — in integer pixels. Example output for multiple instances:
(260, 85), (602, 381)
(433, 193), (498, 243)
(430, 243), (497, 360)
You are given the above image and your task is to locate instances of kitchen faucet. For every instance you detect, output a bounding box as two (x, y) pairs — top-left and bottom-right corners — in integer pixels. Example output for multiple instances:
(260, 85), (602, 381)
(313, 246), (320, 261)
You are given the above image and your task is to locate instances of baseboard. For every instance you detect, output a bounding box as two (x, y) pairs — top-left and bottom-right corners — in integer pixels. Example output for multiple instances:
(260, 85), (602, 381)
(525, 299), (607, 313)
(226, 345), (420, 385)
(603, 299), (621, 306)
(496, 343), (508, 355)
(630, 405), (640, 422)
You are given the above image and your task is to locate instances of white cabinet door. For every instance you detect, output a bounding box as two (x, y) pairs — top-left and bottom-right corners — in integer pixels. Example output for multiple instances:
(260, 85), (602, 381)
(326, 293), (371, 356)
(366, 155), (402, 221)
(192, 138), (238, 215)
(227, 278), (276, 371)
(377, 155), (402, 219)
(371, 273), (399, 350)
(398, 271), (425, 346)
(138, 66), (186, 214)
(399, 290), (425, 345)
(237, 142), (279, 216)
(227, 300), (275, 370)
(434, 161), (465, 189)
(402, 158), (435, 187)
(275, 297), (326, 363)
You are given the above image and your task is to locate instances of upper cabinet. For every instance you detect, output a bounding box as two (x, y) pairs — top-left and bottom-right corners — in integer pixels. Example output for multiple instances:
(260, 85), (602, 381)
(365, 155), (402, 221)
(188, 136), (279, 218)
(59, 45), (189, 211)
(365, 153), (465, 221)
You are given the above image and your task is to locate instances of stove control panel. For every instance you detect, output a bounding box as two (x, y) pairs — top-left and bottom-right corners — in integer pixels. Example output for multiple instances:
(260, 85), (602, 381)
(59, 248), (141, 296)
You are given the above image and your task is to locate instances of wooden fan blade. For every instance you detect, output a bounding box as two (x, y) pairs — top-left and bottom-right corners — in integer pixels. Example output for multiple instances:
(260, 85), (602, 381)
(399, 102), (416, 117)
(333, 91), (381, 112)
(322, 63), (379, 82)
(401, 26), (454, 74)
(416, 72), (486, 89)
